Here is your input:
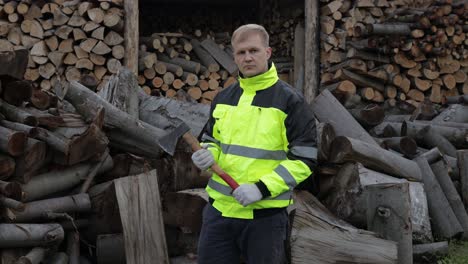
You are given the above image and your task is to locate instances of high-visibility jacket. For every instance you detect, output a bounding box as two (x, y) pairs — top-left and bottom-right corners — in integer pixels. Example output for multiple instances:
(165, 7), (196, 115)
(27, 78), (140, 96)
(202, 63), (317, 219)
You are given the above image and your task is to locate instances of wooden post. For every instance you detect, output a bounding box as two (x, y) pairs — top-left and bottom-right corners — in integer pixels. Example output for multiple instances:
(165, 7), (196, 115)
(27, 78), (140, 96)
(293, 23), (305, 92)
(304, 0), (320, 103)
(124, 0), (138, 74)
(366, 182), (412, 264)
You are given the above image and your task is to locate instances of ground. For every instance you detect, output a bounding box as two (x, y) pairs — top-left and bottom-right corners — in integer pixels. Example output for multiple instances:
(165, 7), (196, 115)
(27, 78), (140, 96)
(438, 241), (468, 264)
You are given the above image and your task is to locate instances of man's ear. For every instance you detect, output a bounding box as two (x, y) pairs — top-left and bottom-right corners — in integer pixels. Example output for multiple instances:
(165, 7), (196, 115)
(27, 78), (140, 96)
(266, 47), (272, 59)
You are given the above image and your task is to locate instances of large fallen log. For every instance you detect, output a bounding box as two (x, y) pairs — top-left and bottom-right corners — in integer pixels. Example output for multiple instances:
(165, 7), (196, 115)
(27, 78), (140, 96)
(312, 90), (379, 147)
(64, 81), (174, 157)
(329, 136), (422, 181)
(289, 190), (398, 264)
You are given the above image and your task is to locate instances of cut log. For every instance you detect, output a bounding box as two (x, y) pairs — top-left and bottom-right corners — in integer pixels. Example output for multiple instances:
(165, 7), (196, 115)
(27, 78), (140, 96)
(22, 155), (113, 202)
(366, 182), (412, 264)
(65, 81), (170, 157)
(290, 190), (398, 264)
(12, 138), (47, 184)
(348, 104), (384, 128)
(190, 39), (219, 73)
(2, 80), (32, 107)
(325, 161), (431, 241)
(0, 154), (15, 181)
(0, 49), (28, 79)
(402, 121), (468, 148)
(414, 156), (463, 239)
(158, 54), (200, 74)
(311, 90), (379, 146)
(335, 69), (385, 92)
(0, 223), (64, 248)
(16, 247), (47, 264)
(163, 189), (207, 232)
(458, 150), (468, 211)
(431, 160), (468, 239)
(0, 125), (27, 157)
(330, 136), (422, 181)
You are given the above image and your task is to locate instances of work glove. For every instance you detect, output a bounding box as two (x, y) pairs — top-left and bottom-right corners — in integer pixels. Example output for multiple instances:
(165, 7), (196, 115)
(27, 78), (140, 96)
(233, 184), (263, 207)
(191, 145), (214, 171)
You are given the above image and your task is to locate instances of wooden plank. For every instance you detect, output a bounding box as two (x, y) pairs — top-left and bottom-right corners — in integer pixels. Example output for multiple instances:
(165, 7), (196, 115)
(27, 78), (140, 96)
(114, 170), (169, 264)
(304, 0), (320, 103)
(124, 0), (138, 74)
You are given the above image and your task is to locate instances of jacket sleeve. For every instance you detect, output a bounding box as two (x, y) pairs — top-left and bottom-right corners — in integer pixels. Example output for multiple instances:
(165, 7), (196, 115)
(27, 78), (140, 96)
(257, 93), (318, 198)
(199, 101), (222, 163)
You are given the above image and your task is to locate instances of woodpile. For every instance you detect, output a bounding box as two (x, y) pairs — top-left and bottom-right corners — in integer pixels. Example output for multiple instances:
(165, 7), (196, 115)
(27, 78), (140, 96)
(137, 32), (238, 104)
(0, 0), (126, 93)
(0, 48), (211, 263)
(306, 88), (468, 263)
(320, 0), (467, 108)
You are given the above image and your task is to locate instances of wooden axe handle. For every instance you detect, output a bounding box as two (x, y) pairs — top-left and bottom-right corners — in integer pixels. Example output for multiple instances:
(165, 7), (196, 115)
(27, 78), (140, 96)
(182, 132), (239, 190)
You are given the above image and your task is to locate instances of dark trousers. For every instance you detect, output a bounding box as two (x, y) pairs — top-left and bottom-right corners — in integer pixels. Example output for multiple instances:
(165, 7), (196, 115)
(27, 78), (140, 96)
(197, 203), (288, 264)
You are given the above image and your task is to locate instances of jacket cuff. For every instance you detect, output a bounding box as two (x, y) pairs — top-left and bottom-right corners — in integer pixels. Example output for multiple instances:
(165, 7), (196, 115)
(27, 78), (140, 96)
(255, 180), (271, 198)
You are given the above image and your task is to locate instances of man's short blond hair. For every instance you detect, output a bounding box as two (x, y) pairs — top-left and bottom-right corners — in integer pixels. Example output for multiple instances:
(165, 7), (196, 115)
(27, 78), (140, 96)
(231, 24), (269, 47)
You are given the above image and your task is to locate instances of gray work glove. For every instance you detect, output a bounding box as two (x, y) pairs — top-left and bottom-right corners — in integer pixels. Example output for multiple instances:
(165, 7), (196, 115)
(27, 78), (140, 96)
(233, 184), (263, 207)
(191, 146), (214, 170)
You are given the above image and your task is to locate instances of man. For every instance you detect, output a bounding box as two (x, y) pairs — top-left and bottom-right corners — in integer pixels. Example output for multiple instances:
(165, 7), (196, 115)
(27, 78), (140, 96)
(192, 24), (317, 264)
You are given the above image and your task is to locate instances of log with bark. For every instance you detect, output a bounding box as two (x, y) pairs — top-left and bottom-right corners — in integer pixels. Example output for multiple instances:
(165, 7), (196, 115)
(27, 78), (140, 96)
(289, 190), (398, 264)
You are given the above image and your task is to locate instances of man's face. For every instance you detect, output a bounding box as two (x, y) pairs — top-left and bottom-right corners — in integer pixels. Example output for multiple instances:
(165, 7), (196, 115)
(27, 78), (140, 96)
(232, 33), (272, 77)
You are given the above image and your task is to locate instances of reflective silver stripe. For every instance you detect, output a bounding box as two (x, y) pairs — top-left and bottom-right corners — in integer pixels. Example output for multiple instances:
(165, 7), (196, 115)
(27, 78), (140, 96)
(201, 133), (220, 145)
(274, 165), (297, 189)
(265, 191), (292, 201)
(208, 178), (232, 196)
(290, 146), (318, 160)
(220, 143), (287, 160)
(208, 178), (292, 201)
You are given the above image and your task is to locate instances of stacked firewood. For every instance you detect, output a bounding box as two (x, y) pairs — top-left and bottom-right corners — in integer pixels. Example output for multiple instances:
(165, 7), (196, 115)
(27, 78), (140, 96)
(0, 0), (125, 92)
(137, 33), (238, 104)
(299, 88), (468, 263)
(0, 48), (210, 263)
(320, 0), (467, 109)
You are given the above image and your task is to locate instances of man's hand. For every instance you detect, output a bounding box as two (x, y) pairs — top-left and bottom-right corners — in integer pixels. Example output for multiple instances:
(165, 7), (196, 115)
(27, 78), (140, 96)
(233, 184), (262, 207)
(191, 146), (214, 170)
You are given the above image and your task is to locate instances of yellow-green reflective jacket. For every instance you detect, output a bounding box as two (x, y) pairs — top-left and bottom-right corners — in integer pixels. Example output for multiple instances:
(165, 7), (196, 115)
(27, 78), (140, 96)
(202, 63), (317, 219)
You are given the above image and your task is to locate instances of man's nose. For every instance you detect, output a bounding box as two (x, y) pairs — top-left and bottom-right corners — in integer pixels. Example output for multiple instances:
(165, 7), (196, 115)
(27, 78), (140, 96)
(244, 52), (253, 61)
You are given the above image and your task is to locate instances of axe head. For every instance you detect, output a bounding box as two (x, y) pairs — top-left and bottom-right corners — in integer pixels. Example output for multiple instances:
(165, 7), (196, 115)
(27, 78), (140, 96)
(159, 122), (191, 156)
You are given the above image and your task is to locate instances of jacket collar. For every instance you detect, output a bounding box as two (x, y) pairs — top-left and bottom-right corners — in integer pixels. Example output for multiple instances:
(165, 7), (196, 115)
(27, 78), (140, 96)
(238, 62), (279, 93)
